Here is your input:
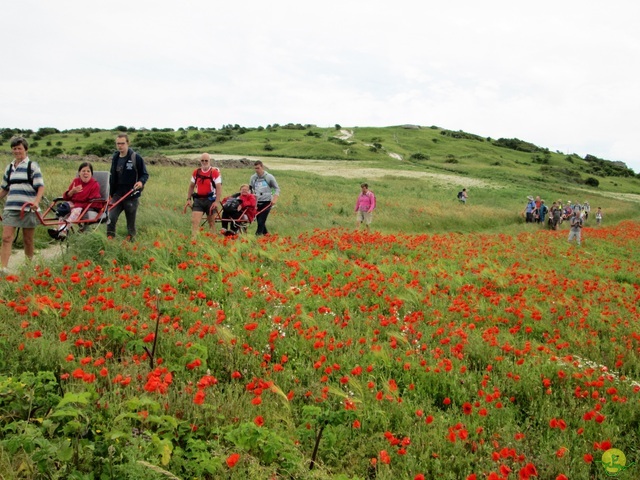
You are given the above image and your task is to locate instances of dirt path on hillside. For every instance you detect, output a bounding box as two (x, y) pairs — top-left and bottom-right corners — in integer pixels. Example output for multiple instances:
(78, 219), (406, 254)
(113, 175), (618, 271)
(6, 243), (62, 275)
(176, 153), (496, 189)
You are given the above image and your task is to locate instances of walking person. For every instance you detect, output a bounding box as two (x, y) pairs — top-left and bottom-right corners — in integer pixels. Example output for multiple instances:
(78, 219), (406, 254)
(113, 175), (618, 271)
(0, 137), (45, 274)
(567, 209), (584, 246)
(549, 201), (562, 230)
(186, 153), (221, 238)
(249, 161), (279, 235)
(355, 182), (376, 231)
(538, 200), (548, 225)
(107, 134), (149, 241)
(595, 207), (603, 226)
(524, 196), (536, 223)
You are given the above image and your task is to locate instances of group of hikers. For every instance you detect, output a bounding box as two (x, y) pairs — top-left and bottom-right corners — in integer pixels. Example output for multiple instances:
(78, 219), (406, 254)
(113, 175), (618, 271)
(0, 134), (281, 273)
(523, 195), (604, 246)
(4, 133), (613, 273)
(183, 151), (280, 238)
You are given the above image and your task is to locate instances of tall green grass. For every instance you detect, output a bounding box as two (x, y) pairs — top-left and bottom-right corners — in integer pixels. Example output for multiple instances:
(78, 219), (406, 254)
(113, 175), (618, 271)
(0, 154), (638, 246)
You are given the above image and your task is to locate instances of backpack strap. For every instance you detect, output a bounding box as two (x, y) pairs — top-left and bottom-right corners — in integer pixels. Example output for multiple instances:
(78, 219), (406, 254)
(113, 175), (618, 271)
(131, 151), (138, 181)
(6, 160), (33, 186)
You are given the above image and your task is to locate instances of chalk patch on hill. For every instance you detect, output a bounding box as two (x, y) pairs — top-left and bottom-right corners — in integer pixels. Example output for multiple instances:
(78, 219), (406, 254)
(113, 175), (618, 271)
(178, 153), (498, 188)
(573, 187), (640, 204)
(258, 158), (494, 188)
(334, 129), (354, 141)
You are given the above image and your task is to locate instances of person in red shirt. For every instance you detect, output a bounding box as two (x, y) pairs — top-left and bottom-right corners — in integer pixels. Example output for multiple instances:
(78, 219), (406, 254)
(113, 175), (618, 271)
(221, 184), (257, 235)
(238, 184), (257, 222)
(49, 162), (101, 239)
(186, 153), (222, 237)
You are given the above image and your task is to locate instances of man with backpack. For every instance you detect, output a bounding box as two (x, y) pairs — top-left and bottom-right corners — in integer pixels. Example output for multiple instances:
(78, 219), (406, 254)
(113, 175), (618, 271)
(186, 153), (222, 237)
(0, 137), (45, 274)
(249, 160), (279, 236)
(107, 133), (149, 241)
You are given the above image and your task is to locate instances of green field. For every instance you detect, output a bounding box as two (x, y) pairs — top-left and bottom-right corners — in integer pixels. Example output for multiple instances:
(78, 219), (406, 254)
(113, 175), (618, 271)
(0, 126), (639, 479)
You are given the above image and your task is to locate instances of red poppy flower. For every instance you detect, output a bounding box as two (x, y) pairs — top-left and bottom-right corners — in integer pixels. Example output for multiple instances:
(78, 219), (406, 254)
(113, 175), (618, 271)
(193, 390), (205, 405)
(143, 333), (155, 343)
(226, 453), (240, 468)
(379, 450), (391, 465)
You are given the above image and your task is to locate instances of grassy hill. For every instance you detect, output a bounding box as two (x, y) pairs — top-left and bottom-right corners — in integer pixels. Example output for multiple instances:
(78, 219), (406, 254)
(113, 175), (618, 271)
(1, 124), (639, 238)
(2, 124), (638, 185)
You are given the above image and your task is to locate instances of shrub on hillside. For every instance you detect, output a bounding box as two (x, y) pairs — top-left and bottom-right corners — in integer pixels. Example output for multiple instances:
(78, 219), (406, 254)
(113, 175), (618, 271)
(440, 130), (485, 142)
(585, 177), (600, 187)
(36, 127), (60, 138)
(135, 132), (177, 149)
(493, 138), (544, 153)
(410, 153), (430, 161)
(84, 144), (113, 157)
(41, 147), (64, 157)
(584, 154), (635, 178)
(531, 154), (550, 165)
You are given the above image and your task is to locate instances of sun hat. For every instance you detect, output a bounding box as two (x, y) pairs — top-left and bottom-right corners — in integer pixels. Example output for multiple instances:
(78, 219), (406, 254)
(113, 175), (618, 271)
(527, 196), (534, 201)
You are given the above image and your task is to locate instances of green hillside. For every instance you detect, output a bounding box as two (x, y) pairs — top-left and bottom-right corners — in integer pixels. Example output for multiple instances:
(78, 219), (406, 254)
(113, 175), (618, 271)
(1, 124), (639, 236)
(2, 124), (637, 190)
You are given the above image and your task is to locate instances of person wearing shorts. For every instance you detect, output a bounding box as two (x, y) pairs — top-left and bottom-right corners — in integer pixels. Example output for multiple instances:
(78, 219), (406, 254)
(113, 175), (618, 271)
(0, 137), (45, 274)
(186, 153), (221, 237)
(355, 183), (376, 230)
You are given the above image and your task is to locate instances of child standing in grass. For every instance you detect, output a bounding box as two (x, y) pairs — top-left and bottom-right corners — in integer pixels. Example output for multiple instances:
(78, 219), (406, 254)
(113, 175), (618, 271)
(595, 207), (603, 225)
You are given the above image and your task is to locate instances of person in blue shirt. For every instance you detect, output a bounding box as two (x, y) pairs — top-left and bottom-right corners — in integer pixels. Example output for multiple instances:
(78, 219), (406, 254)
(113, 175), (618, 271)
(249, 161), (279, 235)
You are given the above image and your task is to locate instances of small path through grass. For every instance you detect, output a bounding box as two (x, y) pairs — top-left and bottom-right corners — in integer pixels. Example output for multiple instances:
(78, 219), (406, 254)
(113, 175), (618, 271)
(6, 242), (62, 274)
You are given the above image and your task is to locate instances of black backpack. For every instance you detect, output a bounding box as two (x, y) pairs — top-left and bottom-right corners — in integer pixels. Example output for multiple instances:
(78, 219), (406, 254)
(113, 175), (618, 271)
(223, 196), (241, 211)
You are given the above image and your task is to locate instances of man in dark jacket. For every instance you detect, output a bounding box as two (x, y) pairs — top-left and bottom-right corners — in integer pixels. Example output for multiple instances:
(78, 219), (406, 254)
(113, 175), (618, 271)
(107, 133), (149, 240)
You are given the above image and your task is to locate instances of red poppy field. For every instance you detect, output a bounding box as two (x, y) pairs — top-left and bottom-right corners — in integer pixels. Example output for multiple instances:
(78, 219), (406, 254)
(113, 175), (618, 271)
(1, 222), (639, 479)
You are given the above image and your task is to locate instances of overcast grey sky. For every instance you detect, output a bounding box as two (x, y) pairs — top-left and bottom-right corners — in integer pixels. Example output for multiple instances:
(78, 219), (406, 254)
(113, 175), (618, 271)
(3, 0), (639, 173)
